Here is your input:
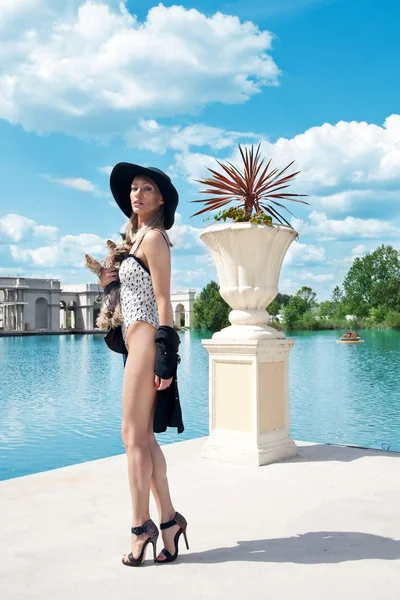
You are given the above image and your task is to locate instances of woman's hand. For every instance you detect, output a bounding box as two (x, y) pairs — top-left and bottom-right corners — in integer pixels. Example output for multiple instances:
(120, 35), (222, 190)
(154, 375), (173, 391)
(98, 267), (118, 289)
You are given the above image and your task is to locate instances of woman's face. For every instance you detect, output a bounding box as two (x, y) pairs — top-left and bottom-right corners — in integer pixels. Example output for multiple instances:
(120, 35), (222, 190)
(130, 175), (164, 218)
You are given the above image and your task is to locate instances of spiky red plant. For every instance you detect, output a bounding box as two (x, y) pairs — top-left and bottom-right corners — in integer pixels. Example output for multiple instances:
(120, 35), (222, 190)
(190, 143), (308, 227)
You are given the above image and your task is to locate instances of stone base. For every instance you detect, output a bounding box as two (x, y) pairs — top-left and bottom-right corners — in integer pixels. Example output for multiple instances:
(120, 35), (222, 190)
(202, 428), (297, 466)
(201, 336), (297, 467)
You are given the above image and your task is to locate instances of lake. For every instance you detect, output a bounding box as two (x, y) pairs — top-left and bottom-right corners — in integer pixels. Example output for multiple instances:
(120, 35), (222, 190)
(0, 328), (399, 480)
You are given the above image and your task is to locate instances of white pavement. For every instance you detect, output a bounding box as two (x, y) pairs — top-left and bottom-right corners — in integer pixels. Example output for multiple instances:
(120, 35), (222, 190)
(1, 437), (400, 600)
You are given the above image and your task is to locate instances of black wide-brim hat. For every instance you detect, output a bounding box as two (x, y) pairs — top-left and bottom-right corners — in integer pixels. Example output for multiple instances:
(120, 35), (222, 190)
(110, 163), (179, 230)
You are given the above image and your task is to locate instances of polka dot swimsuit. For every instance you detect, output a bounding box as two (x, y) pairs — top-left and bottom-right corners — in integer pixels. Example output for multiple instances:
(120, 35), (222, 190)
(119, 229), (169, 349)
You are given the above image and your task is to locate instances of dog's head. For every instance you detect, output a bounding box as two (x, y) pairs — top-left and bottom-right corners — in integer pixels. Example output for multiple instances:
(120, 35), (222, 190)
(103, 239), (129, 269)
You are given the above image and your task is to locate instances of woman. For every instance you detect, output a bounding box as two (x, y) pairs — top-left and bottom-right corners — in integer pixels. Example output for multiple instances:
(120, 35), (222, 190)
(99, 163), (188, 567)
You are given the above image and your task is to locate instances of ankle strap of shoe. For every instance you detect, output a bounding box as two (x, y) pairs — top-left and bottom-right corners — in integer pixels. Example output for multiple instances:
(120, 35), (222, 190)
(160, 515), (177, 530)
(131, 519), (152, 536)
(131, 525), (145, 535)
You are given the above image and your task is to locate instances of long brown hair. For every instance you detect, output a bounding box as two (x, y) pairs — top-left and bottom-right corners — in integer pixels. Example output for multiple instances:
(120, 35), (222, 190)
(124, 205), (174, 250)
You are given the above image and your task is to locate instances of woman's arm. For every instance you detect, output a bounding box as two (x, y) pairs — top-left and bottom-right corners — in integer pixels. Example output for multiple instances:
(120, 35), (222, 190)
(98, 267), (118, 289)
(143, 230), (175, 391)
(142, 230), (174, 328)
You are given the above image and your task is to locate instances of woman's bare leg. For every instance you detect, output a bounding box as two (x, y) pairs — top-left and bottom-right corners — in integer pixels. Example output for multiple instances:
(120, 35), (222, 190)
(121, 320), (158, 563)
(147, 406), (181, 561)
(148, 407), (175, 520)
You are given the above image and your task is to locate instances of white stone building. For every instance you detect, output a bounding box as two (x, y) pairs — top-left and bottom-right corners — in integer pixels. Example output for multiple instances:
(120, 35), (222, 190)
(0, 277), (196, 333)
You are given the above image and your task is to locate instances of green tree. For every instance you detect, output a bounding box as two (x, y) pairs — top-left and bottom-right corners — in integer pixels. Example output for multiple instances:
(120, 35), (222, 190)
(192, 281), (230, 331)
(318, 300), (335, 319)
(330, 284), (347, 318)
(301, 310), (320, 330)
(295, 286), (317, 310)
(282, 286), (318, 328)
(268, 300), (280, 317)
(277, 292), (291, 306)
(331, 285), (343, 304)
(268, 292), (291, 316)
(383, 310), (400, 328)
(282, 296), (308, 328)
(343, 245), (400, 317)
(369, 306), (387, 324)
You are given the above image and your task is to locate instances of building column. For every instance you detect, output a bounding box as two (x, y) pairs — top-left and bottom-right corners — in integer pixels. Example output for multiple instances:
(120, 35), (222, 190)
(3, 291), (7, 330)
(88, 306), (93, 330)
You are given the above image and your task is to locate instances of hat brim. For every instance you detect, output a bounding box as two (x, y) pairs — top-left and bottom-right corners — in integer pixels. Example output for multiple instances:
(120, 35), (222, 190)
(110, 162), (179, 230)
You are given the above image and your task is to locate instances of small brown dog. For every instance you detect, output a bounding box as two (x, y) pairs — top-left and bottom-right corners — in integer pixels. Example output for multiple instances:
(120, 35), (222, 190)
(85, 238), (129, 329)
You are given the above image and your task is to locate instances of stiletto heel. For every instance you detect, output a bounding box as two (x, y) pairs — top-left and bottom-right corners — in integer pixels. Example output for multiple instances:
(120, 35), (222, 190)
(152, 540), (157, 563)
(183, 530), (189, 550)
(156, 511), (189, 564)
(122, 519), (159, 567)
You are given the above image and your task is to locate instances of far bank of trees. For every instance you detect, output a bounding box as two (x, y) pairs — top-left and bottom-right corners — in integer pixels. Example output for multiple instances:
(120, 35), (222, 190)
(192, 244), (400, 331)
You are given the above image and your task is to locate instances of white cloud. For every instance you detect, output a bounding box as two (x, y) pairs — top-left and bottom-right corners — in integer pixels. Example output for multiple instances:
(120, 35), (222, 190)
(97, 165), (113, 175)
(283, 240), (326, 266)
(299, 272), (334, 283)
(43, 175), (107, 195)
(258, 115), (400, 192)
(195, 252), (215, 267)
(10, 233), (108, 268)
(307, 189), (400, 215)
(352, 244), (369, 256)
(0, 1), (279, 136)
(279, 278), (299, 294)
(171, 267), (210, 292)
(172, 151), (222, 186)
(183, 269), (208, 282)
(0, 214), (59, 243)
(0, 0), (40, 27)
(125, 119), (259, 154)
(174, 115), (400, 224)
(340, 244), (370, 266)
(33, 225), (60, 239)
(168, 212), (203, 250)
(4, 210), (203, 271)
(49, 177), (97, 193)
(297, 211), (400, 241)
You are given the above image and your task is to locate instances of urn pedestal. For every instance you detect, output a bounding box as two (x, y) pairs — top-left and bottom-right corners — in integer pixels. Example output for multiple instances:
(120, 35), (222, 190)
(199, 223), (298, 466)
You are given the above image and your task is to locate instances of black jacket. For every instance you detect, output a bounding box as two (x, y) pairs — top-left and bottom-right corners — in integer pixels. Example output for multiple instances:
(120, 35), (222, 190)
(104, 325), (184, 434)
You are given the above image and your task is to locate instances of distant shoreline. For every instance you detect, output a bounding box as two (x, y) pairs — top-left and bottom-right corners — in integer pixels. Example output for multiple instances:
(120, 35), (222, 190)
(0, 326), (189, 337)
(0, 329), (106, 337)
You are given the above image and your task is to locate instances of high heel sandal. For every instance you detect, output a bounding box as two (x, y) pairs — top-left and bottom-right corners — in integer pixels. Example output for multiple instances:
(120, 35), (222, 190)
(156, 511), (189, 564)
(122, 519), (159, 567)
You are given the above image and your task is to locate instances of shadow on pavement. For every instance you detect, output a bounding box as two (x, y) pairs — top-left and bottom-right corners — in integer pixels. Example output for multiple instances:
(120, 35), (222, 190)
(180, 531), (400, 564)
(285, 443), (400, 463)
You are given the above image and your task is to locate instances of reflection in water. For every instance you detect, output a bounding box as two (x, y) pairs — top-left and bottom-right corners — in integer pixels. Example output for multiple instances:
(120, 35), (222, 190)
(0, 328), (399, 480)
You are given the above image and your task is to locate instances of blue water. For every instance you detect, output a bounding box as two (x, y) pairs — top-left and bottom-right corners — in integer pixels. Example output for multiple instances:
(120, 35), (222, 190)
(0, 329), (399, 480)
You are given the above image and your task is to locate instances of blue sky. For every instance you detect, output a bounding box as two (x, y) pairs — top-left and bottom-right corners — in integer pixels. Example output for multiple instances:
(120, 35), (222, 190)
(0, 0), (399, 300)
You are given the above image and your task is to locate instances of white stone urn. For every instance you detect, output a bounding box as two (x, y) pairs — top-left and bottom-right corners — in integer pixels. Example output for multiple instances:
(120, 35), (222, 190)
(199, 222), (298, 340)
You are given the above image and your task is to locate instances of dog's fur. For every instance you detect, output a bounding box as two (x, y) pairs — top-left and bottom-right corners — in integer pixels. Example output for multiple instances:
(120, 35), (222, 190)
(85, 239), (129, 330)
